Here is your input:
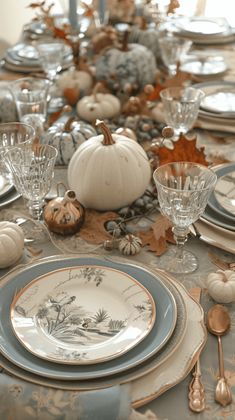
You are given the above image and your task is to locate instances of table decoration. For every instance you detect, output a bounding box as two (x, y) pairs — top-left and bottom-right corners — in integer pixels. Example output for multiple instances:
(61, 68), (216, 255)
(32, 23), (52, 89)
(76, 82), (121, 122)
(206, 270), (235, 304)
(43, 189), (85, 235)
(118, 234), (142, 256)
(0, 222), (24, 268)
(42, 116), (97, 165)
(95, 29), (157, 93)
(0, 255), (178, 382)
(67, 120), (151, 211)
(10, 264), (156, 364)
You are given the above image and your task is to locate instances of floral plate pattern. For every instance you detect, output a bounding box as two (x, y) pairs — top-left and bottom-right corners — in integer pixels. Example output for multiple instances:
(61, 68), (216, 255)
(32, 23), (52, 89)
(11, 266), (156, 364)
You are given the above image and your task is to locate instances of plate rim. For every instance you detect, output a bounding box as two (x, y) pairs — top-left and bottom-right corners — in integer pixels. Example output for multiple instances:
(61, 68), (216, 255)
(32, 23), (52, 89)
(214, 171), (235, 217)
(10, 264), (156, 365)
(0, 254), (179, 381)
(208, 163), (235, 221)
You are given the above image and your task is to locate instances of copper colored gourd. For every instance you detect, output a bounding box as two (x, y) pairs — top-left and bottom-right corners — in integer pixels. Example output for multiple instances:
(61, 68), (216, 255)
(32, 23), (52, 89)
(44, 190), (85, 235)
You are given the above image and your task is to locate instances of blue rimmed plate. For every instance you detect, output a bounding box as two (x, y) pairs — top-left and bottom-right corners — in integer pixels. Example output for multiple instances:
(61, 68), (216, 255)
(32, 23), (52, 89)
(0, 255), (178, 381)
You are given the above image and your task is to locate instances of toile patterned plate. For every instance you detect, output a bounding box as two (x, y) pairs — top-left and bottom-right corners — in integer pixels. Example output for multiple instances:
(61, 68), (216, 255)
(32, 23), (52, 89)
(10, 266), (156, 365)
(0, 255), (177, 381)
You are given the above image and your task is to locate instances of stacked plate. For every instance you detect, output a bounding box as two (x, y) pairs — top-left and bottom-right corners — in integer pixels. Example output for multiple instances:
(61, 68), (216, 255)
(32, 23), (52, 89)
(180, 52), (228, 78)
(194, 81), (235, 133)
(0, 175), (20, 209)
(3, 42), (73, 73)
(0, 254), (206, 407)
(196, 163), (235, 254)
(164, 16), (235, 45)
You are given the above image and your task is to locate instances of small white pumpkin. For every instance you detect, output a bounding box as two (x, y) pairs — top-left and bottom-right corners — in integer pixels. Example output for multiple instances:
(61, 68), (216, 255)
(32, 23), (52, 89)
(206, 270), (235, 304)
(118, 234), (142, 256)
(76, 83), (121, 123)
(57, 68), (93, 97)
(67, 120), (152, 211)
(0, 222), (24, 268)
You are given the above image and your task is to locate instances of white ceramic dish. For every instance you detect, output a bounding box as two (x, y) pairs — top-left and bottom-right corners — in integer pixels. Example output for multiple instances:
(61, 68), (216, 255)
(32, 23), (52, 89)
(11, 265), (156, 365)
(0, 176), (13, 199)
(208, 163), (235, 221)
(180, 56), (227, 77)
(0, 256), (179, 381)
(0, 259), (205, 407)
(214, 171), (235, 216)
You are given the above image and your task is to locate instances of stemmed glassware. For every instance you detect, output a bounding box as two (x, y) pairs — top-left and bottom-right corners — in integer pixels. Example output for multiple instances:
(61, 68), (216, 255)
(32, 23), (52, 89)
(4, 143), (58, 220)
(153, 162), (217, 274)
(158, 35), (192, 77)
(160, 86), (205, 137)
(0, 122), (35, 182)
(35, 40), (66, 109)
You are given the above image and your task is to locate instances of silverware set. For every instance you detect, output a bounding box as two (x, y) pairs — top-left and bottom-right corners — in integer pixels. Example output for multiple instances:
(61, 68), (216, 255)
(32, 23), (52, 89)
(189, 290), (232, 412)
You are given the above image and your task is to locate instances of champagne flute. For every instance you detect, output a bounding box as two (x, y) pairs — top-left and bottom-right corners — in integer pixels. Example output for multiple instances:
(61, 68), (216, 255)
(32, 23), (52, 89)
(153, 162), (217, 274)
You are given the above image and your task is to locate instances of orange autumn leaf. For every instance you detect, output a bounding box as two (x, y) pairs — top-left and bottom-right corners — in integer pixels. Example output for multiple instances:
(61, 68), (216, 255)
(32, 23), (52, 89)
(79, 209), (118, 244)
(163, 70), (192, 88)
(156, 133), (208, 167)
(138, 214), (175, 256)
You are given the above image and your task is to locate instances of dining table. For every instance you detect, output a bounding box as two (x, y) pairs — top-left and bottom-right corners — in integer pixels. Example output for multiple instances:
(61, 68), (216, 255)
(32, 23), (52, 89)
(0, 9), (235, 420)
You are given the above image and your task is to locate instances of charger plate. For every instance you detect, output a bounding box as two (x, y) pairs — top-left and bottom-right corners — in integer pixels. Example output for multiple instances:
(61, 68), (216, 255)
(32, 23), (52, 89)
(10, 266), (156, 365)
(0, 186), (21, 209)
(208, 163), (235, 221)
(0, 258), (205, 408)
(0, 176), (13, 199)
(0, 255), (178, 381)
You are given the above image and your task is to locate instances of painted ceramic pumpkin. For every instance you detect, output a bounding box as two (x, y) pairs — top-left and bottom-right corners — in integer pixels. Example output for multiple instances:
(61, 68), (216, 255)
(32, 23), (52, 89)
(68, 120), (152, 211)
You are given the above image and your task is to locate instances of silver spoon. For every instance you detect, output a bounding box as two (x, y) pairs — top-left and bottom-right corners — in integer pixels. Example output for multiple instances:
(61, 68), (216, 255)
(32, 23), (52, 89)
(207, 304), (232, 407)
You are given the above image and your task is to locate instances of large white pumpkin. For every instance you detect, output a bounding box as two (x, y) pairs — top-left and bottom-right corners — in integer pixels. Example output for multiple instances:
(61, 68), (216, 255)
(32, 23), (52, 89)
(67, 121), (151, 211)
(0, 221), (24, 268)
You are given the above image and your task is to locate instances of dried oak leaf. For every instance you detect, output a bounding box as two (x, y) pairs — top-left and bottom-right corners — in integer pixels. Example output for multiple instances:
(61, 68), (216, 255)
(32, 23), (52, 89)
(138, 214), (175, 256)
(156, 133), (208, 168)
(147, 70), (192, 101)
(79, 209), (118, 244)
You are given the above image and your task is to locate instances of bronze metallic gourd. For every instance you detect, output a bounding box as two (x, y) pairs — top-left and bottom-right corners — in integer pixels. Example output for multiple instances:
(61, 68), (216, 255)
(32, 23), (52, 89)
(44, 189), (85, 235)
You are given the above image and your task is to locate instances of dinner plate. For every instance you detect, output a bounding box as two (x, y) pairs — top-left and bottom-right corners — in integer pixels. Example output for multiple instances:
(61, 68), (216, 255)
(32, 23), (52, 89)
(11, 266), (156, 365)
(0, 267), (204, 409)
(194, 81), (235, 116)
(0, 175), (13, 199)
(180, 56), (227, 77)
(193, 218), (235, 254)
(208, 163), (235, 221)
(201, 204), (235, 232)
(214, 172), (235, 217)
(0, 186), (21, 209)
(175, 17), (229, 36)
(0, 255), (178, 381)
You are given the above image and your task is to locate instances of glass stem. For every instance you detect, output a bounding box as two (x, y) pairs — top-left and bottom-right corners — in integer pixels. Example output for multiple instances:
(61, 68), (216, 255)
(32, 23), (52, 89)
(28, 200), (43, 221)
(172, 226), (189, 261)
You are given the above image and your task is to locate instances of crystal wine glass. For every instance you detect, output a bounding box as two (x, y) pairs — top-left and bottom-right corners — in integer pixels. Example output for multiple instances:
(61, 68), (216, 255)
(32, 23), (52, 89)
(153, 162), (217, 274)
(158, 35), (192, 77)
(35, 40), (66, 109)
(4, 143), (58, 220)
(0, 122), (35, 181)
(160, 86), (205, 137)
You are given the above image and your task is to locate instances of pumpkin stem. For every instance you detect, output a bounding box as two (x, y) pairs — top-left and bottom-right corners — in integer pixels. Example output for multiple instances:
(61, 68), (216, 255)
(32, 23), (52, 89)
(64, 116), (78, 132)
(92, 82), (104, 102)
(96, 120), (115, 145)
(121, 29), (130, 52)
(62, 190), (77, 204)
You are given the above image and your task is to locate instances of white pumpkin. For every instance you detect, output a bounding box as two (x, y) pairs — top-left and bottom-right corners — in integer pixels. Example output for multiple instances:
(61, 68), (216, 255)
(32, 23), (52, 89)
(76, 83), (121, 122)
(67, 120), (152, 211)
(118, 234), (142, 256)
(206, 270), (235, 304)
(57, 69), (93, 96)
(0, 222), (24, 268)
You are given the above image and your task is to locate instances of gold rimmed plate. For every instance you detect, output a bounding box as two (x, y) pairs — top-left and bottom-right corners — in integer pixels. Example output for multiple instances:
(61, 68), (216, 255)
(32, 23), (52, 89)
(0, 255), (177, 379)
(10, 265), (156, 365)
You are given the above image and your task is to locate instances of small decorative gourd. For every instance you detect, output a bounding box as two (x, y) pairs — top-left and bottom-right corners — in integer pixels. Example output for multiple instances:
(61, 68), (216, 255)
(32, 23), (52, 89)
(43, 190), (85, 235)
(206, 270), (235, 304)
(95, 30), (156, 93)
(57, 68), (93, 105)
(0, 222), (24, 268)
(118, 234), (142, 256)
(76, 83), (121, 122)
(68, 120), (152, 211)
(42, 117), (97, 165)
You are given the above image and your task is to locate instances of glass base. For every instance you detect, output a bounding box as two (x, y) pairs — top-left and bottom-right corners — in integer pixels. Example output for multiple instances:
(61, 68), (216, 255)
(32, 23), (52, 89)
(157, 247), (198, 274)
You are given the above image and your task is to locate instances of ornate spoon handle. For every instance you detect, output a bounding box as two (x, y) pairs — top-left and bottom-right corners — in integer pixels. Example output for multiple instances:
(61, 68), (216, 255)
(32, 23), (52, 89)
(189, 358), (206, 412)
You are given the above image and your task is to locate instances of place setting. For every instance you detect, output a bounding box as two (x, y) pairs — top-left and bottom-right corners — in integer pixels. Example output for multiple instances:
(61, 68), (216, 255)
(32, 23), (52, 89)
(192, 162), (235, 254)
(0, 253), (206, 408)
